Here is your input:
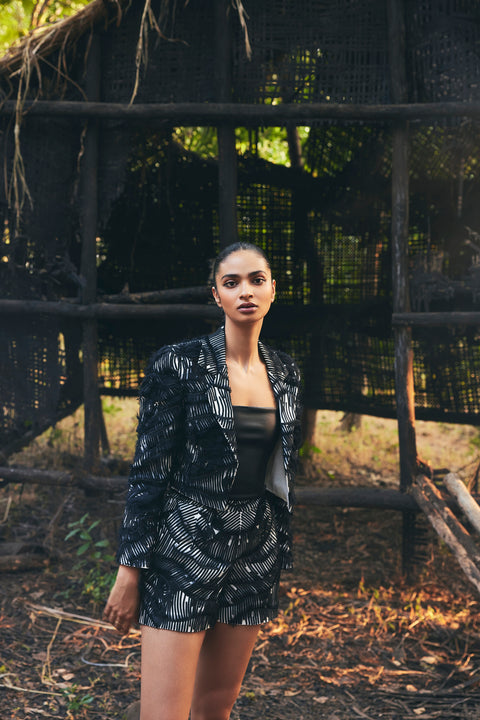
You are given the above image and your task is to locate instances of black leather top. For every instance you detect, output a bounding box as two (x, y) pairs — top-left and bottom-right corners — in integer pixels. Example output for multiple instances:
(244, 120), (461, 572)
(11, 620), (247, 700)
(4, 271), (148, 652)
(229, 406), (279, 498)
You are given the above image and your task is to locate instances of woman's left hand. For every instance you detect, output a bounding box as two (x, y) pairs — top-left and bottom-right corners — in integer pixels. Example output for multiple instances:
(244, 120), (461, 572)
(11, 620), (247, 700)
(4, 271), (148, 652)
(103, 565), (141, 635)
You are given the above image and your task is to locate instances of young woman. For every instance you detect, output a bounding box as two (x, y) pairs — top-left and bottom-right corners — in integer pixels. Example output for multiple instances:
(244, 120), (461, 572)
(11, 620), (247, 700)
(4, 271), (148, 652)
(103, 242), (302, 720)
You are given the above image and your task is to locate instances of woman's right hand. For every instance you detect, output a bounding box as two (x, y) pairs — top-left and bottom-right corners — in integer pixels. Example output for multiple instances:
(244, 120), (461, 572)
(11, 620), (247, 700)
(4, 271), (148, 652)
(103, 565), (141, 635)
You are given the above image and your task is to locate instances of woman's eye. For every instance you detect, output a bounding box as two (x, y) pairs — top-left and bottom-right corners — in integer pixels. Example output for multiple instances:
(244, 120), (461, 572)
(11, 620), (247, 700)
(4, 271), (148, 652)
(253, 277), (266, 284)
(223, 280), (237, 288)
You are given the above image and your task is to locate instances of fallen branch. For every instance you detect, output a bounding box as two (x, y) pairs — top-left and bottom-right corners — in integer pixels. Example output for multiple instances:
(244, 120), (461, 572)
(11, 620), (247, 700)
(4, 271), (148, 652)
(444, 472), (480, 536)
(27, 602), (115, 629)
(0, 677), (64, 697)
(411, 474), (480, 595)
(0, 554), (47, 572)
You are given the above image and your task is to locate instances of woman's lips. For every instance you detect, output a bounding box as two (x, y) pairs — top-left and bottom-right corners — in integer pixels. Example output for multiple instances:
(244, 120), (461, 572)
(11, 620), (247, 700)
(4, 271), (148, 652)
(238, 303), (257, 312)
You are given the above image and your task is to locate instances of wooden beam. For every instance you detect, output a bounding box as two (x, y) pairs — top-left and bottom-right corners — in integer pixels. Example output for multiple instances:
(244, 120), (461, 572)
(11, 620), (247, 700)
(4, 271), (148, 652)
(0, 464), (418, 509)
(0, 299), (222, 319)
(0, 554), (47, 572)
(393, 311), (480, 326)
(295, 486), (417, 510)
(0, 465), (125, 492)
(3, 100), (480, 123)
(99, 286), (211, 303)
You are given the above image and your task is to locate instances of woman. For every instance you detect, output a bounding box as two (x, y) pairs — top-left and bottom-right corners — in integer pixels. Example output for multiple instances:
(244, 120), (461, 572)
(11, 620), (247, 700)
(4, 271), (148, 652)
(103, 242), (302, 720)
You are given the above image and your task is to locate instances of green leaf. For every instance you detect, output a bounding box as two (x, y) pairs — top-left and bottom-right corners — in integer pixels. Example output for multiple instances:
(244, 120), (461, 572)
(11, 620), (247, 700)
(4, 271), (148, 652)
(64, 528), (80, 541)
(77, 543), (90, 556)
(94, 539), (109, 548)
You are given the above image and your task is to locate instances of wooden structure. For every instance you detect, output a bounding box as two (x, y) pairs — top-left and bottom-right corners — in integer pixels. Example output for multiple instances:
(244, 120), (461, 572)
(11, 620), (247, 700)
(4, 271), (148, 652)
(1, 0), (480, 572)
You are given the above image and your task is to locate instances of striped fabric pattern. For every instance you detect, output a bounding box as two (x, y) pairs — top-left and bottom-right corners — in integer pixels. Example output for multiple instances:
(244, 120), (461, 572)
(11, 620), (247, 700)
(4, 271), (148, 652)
(138, 489), (282, 631)
(117, 325), (302, 574)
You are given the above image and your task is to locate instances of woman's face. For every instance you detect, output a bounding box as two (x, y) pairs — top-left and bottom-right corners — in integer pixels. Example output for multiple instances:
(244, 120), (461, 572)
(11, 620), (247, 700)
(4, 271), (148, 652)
(212, 249), (275, 324)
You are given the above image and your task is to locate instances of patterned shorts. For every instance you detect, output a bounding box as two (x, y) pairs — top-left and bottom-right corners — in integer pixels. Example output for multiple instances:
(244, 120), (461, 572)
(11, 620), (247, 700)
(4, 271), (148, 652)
(138, 489), (282, 632)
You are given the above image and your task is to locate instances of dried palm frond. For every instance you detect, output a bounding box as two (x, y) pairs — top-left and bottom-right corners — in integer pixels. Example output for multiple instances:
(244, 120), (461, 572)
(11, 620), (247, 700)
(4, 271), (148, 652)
(0, 0), (125, 226)
(0, 0), (123, 80)
(0, 0), (252, 223)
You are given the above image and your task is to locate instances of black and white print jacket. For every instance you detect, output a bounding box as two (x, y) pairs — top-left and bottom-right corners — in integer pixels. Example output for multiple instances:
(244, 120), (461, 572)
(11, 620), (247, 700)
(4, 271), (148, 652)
(117, 325), (303, 571)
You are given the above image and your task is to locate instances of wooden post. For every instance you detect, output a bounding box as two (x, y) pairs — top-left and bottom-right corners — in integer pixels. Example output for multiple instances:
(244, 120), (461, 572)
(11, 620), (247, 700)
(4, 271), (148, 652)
(285, 125), (319, 444)
(215, 0), (237, 248)
(387, 0), (418, 572)
(80, 34), (102, 471)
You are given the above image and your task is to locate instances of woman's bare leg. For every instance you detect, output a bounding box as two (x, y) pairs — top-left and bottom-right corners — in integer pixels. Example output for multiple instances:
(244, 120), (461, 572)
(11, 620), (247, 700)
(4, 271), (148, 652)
(190, 623), (261, 720)
(140, 626), (206, 720)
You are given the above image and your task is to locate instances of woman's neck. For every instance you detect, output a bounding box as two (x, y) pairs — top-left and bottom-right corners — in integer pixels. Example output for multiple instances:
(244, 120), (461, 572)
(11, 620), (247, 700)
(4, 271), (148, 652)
(224, 317), (263, 372)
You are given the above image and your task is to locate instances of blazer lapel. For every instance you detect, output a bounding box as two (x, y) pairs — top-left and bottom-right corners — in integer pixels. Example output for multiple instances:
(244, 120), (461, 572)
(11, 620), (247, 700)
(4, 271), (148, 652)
(260, 341), (299, 510)
(203, 327), (236, 457)
(259, 340), (297, 449)
(203, 328), (298, 479)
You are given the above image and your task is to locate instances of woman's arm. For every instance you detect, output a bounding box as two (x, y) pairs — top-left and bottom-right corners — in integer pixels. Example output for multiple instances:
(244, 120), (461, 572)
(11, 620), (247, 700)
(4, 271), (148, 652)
(116, 346), (185, 568)
(103, 565), (140, 634)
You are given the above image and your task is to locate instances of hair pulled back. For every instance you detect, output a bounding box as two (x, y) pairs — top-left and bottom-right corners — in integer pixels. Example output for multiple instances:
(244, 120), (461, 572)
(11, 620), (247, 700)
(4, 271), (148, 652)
(212, 242), (271, 288)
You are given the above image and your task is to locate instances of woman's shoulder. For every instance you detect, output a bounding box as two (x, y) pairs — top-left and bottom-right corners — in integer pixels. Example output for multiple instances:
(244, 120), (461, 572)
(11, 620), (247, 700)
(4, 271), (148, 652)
(262, 342), (301, 385)
(146, 335), (205, 374)
(138, 337), (206, 397)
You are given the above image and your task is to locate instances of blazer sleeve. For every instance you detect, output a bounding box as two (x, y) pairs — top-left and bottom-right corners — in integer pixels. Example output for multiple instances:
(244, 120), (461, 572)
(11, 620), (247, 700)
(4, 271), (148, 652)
(116, 346), (184, 568)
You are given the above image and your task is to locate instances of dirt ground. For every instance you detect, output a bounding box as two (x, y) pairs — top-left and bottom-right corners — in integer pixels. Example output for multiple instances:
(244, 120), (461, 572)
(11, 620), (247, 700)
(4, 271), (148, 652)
(2, 409), (480, 719)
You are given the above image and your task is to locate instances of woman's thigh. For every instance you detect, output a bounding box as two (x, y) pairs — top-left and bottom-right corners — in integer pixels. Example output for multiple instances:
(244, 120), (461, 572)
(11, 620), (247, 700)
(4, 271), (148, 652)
(140, 625), (206, 720)
(191, 623), (261, 720)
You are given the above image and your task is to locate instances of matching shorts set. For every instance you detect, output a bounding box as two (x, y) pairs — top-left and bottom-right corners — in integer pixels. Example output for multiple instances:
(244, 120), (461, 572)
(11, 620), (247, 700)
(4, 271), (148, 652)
(138, 405), (283, 633)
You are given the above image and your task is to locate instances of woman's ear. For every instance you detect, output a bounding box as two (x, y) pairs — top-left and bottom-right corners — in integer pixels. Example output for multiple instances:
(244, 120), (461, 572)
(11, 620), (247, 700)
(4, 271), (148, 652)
(212, 286), (222, 306)
(271, 279), (276, 301)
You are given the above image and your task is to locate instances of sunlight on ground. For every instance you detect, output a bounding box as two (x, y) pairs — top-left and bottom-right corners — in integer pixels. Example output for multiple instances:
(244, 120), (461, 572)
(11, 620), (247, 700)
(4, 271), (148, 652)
(307, 410), (480, 487)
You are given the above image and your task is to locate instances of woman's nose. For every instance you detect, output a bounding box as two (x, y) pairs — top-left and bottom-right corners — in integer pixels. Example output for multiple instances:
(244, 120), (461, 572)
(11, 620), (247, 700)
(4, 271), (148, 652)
(239, 282), (253, 297)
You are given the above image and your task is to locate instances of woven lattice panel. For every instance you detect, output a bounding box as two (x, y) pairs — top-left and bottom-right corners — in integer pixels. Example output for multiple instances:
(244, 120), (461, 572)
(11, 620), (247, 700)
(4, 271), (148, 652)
(0, 115), (82, 299)
(3, 0), (480, 441)
(0, 316), (73, 447)
(233, 0), (390, 105)
(406, 0), (480, 103)
(100, 0), (391, 105)
(98, 136), (218, 294)
(408, 121), (480, 311)
(413, 326), (480, 422)
(102, 0), (217, 104)
(98, 317), (218, 396)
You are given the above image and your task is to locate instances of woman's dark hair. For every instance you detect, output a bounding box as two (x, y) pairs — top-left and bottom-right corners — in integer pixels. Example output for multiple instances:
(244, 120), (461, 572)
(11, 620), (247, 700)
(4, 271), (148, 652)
(212, 242), (271, 287)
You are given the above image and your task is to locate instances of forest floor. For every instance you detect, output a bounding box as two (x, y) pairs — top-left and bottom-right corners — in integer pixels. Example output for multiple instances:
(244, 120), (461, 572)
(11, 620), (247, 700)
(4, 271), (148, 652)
(2, 404), (480, 719)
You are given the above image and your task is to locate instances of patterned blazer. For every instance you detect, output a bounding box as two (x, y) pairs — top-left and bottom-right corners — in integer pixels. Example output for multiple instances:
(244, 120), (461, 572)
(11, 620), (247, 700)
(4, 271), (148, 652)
(117, 326), (302, 570)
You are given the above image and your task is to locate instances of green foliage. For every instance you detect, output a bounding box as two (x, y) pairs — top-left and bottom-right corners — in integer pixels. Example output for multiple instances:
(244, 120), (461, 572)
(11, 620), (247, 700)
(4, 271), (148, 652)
(60, 684), (94, 714)
(101, 398), (122, 416)
(64, 513), (116, 605)
(65, 513), (109, 557)
(173, 126), (310, 166)
(0, 0), (89, 54)
(299, 441), (322, 457)
(0, 1), (33, 52)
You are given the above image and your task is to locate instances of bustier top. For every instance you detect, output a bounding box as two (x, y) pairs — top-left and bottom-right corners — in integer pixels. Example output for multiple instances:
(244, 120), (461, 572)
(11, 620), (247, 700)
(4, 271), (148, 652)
(229, 405), (279, 498)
